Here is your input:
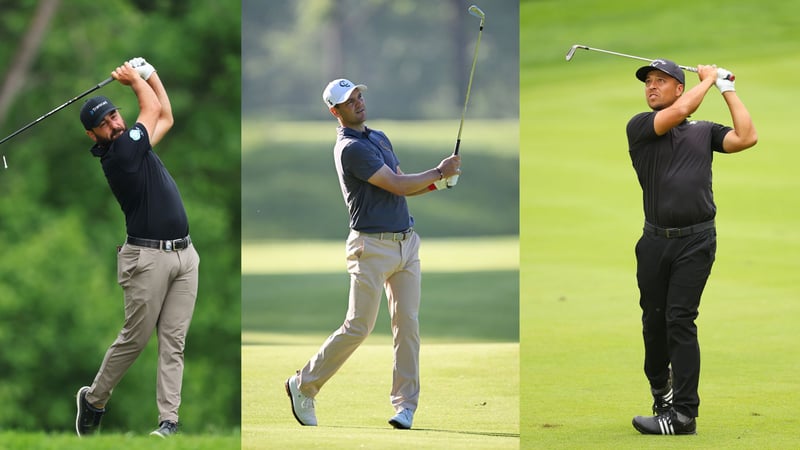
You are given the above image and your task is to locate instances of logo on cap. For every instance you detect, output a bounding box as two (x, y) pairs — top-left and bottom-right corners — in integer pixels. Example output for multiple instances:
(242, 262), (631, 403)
(90, 101), (108, 116)
(339, 80), (352, 88)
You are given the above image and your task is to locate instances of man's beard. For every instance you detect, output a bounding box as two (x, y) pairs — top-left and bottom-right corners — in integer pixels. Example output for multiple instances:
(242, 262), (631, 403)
(95, 127), (126, 147)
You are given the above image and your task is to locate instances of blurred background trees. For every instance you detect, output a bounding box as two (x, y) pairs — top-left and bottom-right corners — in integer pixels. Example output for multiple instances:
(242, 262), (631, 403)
(0, 0), (240, 432)
(243, 0), (518, 121)
(242, 0), (519, 241)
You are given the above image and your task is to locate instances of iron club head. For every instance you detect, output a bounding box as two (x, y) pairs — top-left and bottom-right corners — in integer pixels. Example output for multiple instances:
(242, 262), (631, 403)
(565, 44), (588, 61)
(468, 5), (485, 20)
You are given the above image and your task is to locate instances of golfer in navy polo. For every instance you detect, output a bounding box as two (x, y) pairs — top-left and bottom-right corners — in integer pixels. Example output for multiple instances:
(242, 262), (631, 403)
(75, 59), (199, 439)
(285, 79), (461, 430)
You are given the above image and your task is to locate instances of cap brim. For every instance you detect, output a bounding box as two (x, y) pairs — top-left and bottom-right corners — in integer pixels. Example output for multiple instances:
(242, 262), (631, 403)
(635, 66), (683, 84)
(337, 84), (367, 105)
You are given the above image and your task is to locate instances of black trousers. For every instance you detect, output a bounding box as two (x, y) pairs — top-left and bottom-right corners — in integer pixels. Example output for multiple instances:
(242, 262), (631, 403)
(635, 227), (716, 418)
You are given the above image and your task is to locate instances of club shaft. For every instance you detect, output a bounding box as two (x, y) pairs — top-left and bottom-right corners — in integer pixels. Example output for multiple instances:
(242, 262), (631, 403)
(455, 16), (483, 155)
(0, 76), (114, 146)
(569, 45), (699, 73)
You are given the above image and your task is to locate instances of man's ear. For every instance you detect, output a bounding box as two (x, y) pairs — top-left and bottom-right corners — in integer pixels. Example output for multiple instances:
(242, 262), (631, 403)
(675, 83), (685, 97)
(86, 130), (98, 143)
(329, 106), (341, 119)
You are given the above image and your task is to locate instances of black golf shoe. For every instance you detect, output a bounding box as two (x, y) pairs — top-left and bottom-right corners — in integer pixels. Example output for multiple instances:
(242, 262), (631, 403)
(632, 409), (696, 435)
(75, 386), (105, 437)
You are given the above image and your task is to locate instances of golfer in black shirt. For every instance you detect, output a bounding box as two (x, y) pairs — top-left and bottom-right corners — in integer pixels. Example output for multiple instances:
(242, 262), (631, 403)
(626, 60), (757, 435)
(74, 59), (199, 438)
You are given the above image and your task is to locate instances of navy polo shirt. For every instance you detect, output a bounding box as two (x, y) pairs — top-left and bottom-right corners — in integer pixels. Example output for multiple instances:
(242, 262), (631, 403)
(333, 126), (414, 233)
(89, 123), (189, 239)
(627, 112), (731, 228)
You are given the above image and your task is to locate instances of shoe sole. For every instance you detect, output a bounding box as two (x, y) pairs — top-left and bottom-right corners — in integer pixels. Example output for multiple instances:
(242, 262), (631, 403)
(285, 377), (315, 426)
(388, 418), (411, 430)
(632, 417), (697, 435)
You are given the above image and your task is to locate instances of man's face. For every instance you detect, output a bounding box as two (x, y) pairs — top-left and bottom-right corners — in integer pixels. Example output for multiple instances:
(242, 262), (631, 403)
(86, 109), (126, 145)
(332, 89), (366, 126)
(643, 70), (684, 110)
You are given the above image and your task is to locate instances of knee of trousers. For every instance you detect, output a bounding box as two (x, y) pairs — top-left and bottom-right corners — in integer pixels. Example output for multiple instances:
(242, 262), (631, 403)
(340, 317), (375, 340)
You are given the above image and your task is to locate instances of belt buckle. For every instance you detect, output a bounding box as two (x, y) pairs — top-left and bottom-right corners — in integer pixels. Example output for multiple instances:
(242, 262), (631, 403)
(163, 240), (174, 251)
(392, 232), (404, 241)
(665, 228), (681, 238)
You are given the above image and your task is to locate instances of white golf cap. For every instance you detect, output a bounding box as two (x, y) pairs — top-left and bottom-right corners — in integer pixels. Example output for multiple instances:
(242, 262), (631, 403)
(322, 78), (367, 107)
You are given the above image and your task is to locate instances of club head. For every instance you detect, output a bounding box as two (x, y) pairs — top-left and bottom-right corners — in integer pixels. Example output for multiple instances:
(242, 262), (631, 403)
(468, 5), (485, 20)
(565, 44), (587, 61)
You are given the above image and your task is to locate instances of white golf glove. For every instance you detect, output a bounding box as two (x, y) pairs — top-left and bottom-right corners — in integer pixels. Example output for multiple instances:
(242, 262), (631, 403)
(128, 57), (156, 81)
(715, 68), (735, 93)
(428, 177), (449, 191)
(446, 174), (459, 188)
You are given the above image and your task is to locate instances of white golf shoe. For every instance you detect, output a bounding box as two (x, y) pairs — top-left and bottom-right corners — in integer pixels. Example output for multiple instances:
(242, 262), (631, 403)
(388, 408), (414, 429)
(285, 373), (317, 426)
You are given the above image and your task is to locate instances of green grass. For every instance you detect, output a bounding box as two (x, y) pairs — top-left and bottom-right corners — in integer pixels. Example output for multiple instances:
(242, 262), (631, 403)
(241, 119), (519, 240)
(242, 234), (519, 448)
(242, 237), (519, 343)
(242, 341), (519, 450)
(0, 431), (240, 449)
(242, 236), (519, 274)
(520, 0), (800, 448)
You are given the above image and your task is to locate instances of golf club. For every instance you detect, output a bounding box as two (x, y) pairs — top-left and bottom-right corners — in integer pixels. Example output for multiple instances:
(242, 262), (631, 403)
(448, 4), (485, 188)
(565, 44), (734, 81)
(0, 76), (114, 147)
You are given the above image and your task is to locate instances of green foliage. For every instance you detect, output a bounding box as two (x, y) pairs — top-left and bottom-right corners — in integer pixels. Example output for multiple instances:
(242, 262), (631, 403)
(0, 0), (239, 433)
(242, 0), (519, 121)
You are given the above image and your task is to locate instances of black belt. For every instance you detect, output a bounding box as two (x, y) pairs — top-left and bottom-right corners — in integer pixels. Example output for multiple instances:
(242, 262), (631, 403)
(644, 220), (715, 239)
(127, 235), (191, 251)
(357, 228), (414, 241)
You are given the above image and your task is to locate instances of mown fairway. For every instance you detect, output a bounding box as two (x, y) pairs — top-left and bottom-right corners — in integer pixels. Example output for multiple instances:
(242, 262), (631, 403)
(520, 0), (800, 448)
(241, 236), (519, 449)
(243, 341), (518, 450)
(242, 112), (520, 448)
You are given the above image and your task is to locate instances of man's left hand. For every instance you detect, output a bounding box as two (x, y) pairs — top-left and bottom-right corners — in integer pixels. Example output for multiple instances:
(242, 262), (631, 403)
(128, 57), (156, 81)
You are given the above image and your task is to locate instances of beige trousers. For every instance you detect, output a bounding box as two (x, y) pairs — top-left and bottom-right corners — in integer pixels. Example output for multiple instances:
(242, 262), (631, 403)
(299, 230), (422, 413)
(86, 242), (199, 423)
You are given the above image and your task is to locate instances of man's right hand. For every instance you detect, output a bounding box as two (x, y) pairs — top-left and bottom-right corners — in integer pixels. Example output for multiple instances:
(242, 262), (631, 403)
(696, 65), (719, 83)
(111, 62), (143, 86)
(437, 154), (461, 179)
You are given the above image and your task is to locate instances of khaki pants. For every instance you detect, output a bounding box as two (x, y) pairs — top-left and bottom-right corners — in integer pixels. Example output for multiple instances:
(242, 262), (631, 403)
(86, 242), (199, 423)
(299, 230), (422, 413)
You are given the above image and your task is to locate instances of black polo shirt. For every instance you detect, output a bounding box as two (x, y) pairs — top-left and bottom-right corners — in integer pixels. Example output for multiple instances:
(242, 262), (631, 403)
(333, 126), (413, 233)
(89, 123), (189, 239)
(627, 112), (731, 228)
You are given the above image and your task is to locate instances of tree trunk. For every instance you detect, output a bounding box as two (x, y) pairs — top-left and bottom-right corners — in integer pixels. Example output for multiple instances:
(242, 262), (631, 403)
(0, 0), (61, 127)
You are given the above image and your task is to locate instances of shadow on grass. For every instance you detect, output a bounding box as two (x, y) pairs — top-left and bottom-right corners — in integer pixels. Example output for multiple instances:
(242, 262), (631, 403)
(326, 425), (519, 438)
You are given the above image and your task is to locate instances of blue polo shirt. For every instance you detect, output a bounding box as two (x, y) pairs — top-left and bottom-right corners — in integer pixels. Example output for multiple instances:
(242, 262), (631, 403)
(89, 123), (189, 239)
(333, 126), (414, 233)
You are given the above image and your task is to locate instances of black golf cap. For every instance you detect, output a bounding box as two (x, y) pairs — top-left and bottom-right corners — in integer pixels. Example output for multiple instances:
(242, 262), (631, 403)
(80, 95), (118, 130)
(635, 59), (685, 85)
